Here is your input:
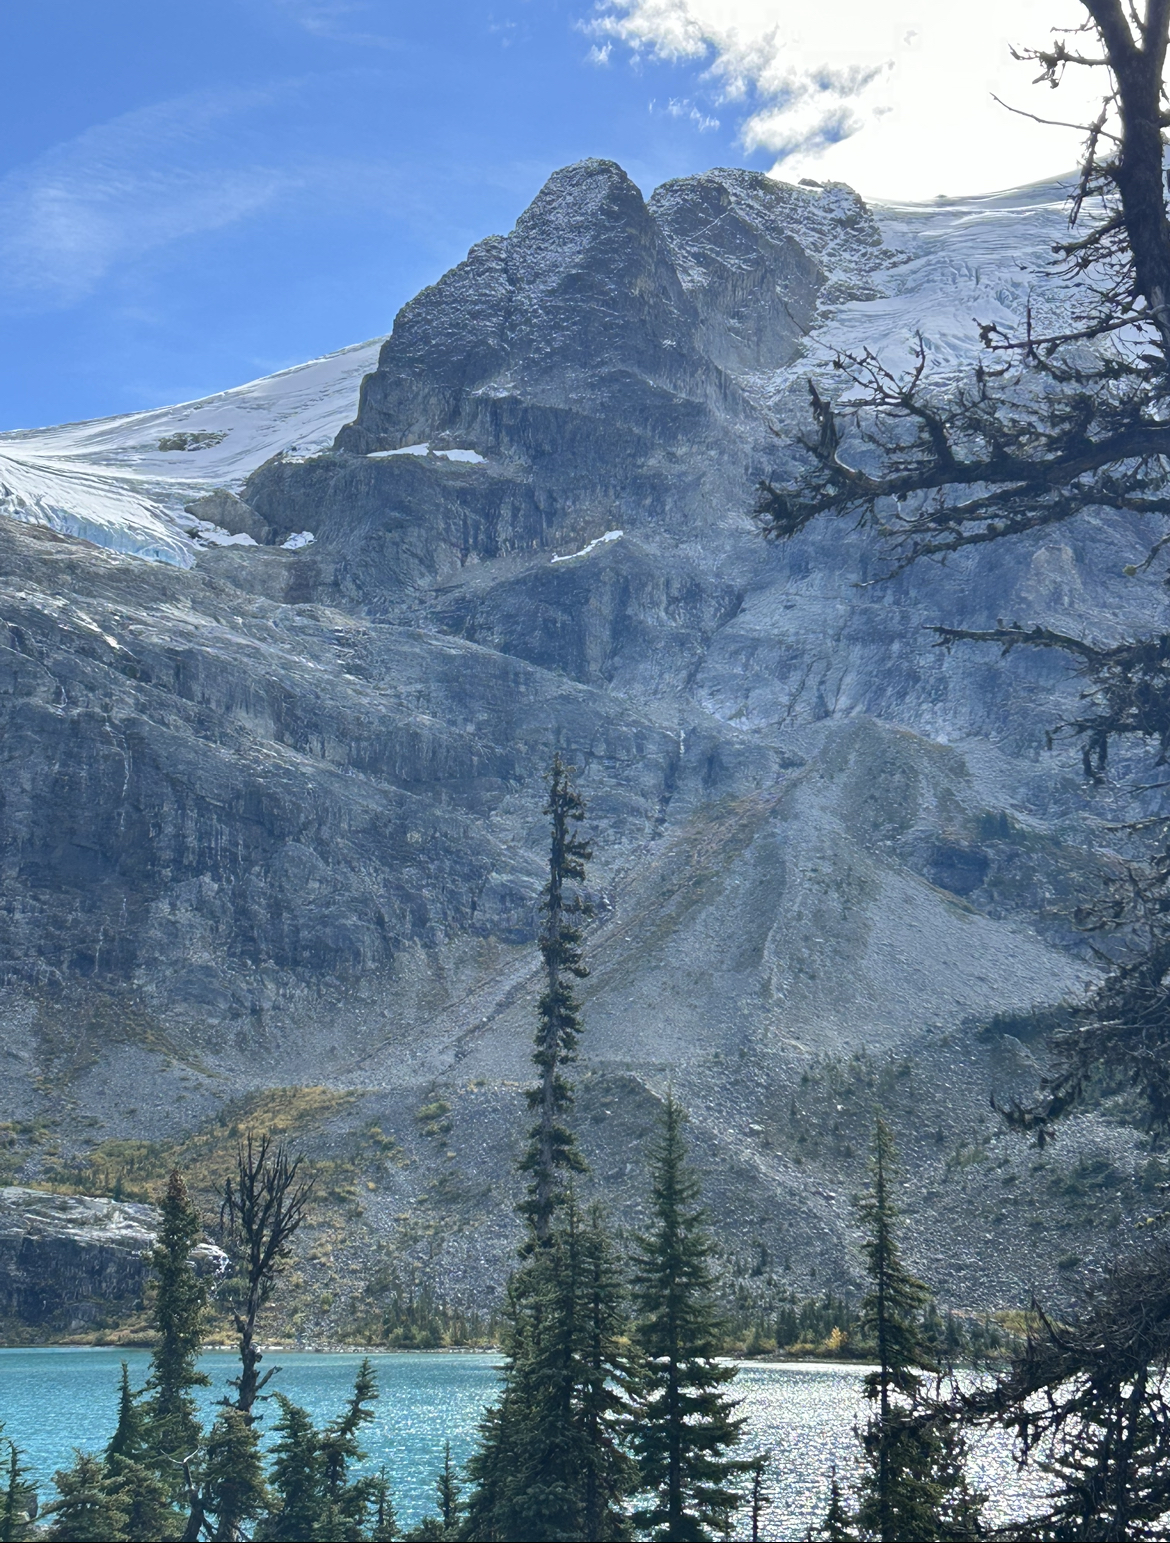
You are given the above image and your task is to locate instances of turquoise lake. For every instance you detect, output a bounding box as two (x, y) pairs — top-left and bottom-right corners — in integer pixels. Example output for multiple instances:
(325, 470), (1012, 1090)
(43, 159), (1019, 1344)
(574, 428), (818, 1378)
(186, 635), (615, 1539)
(0, 1348), (1035, 1539)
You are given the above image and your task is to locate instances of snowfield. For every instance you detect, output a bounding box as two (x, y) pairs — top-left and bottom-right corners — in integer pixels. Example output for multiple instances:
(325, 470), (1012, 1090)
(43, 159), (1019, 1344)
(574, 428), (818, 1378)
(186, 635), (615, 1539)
(0, 339), (383, 566)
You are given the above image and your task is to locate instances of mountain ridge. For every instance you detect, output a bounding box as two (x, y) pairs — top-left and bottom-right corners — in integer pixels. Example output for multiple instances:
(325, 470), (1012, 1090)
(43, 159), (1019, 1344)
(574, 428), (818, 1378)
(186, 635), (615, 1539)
(0, 157), (1151, 1327)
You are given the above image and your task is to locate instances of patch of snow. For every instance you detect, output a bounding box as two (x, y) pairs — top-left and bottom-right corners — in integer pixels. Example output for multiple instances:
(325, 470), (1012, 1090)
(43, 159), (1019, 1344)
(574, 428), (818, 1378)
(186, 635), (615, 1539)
(282, 531), (315, 551)
(368, 443), (429, 458)
(199, 529), (258, 548)
(433, 448), (485, 463)
(551, 529), (624, 564)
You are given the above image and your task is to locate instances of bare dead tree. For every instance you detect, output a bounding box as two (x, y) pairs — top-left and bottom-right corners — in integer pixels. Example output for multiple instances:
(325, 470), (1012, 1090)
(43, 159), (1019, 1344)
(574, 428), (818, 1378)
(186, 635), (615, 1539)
(956, 1243), (1170, 1540)
(219, 1134), (314, 1419)
(759, 1), (1170, 1137)
(758, 3), (1170, 571)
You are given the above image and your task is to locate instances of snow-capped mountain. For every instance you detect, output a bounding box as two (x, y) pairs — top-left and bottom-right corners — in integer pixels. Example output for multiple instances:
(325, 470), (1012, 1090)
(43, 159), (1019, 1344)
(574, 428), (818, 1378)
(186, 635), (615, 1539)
(0, 174), (1071, 566)
(0, 160), (1143, 1320)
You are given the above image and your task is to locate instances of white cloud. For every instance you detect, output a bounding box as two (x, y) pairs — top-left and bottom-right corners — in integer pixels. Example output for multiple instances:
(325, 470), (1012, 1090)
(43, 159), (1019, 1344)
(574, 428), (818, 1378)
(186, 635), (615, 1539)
(593, 0), (1103, 199)
(0, 89), (298, 310)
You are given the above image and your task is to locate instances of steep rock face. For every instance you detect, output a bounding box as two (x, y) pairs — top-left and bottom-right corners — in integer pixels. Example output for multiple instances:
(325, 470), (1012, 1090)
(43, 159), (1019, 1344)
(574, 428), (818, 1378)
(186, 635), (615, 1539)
(0, 160), (1158, 1316)
(338, 160), (736, 458)
(0, 1188), (224, 1332)
(649, 170), (828, 375)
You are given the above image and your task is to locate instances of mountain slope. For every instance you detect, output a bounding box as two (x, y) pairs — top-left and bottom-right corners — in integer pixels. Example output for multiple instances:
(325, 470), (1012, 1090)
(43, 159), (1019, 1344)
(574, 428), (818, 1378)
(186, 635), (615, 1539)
(0, 160), (1153, 1323)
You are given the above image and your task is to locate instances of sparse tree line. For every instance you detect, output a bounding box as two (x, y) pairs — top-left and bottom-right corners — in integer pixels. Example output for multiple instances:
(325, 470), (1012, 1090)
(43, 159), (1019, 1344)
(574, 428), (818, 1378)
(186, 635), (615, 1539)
(4, 757), (1170, 1538)
(15, 1), (1170, 1526)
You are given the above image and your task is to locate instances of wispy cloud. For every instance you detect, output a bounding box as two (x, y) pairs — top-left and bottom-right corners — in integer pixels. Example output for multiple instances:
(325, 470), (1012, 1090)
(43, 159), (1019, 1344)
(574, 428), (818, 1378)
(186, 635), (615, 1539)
(663, 98), (720, 133)
(0, 88), (304, 311)
(588, 0), (1100, 199)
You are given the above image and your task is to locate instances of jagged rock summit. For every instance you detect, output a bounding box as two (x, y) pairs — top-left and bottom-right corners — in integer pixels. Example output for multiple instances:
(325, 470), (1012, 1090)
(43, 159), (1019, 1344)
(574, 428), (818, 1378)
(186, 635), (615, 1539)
(0, 160), (1154, 1321)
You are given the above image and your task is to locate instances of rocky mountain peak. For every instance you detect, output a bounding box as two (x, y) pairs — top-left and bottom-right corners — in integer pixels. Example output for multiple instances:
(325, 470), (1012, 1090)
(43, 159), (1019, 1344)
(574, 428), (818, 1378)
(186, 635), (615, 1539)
(0, 159), (1149, 1315)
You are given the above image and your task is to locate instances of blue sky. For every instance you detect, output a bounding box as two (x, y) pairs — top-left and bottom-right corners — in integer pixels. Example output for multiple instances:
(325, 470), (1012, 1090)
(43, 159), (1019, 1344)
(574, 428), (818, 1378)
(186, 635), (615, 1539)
(0, 0), (771, 429)
(0, 0), (1090, 430)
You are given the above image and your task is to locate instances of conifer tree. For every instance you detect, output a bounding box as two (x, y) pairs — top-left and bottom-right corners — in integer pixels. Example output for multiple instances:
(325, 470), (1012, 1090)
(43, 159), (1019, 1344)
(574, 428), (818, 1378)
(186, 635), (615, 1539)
(403, 1444), (461, 1541)
(256, 1397), (322, 1542)
(852, 1117), (982, 1543)
(0, 1438), (36, 1543)
(368, 1467), (398, 1541)
(578, 1207), (637, 1541)
(464, 767), (637, 1540)
(464, 1199), (635, 1541)
(436, 1441), (461, 1534)
(201, 1407), (266, 1543)
(106, 1456), (178, 1543)
(101, 1362), (179, 1541)
(318, 1357), (380, 1538)
(819, 1467), (854, 1543)
(46, 1452), (129, 1542)
(106, 1363), (146, 1464)
(630, 1093), (748, 1542)
(144, 1170), (208, 1477)
(520, 754), (591, 1243)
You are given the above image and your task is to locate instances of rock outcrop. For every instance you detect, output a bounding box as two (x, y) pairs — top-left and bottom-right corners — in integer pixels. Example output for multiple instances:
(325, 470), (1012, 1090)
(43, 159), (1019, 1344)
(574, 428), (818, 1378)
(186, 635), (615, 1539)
(0, 1188), (224, 1333)
(0, 159), (1157, 1319)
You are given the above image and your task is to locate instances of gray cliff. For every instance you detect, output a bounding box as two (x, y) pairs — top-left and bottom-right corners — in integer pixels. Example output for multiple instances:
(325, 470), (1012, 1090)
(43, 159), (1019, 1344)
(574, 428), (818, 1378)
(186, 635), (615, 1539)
(0, 160), (1159, 1328)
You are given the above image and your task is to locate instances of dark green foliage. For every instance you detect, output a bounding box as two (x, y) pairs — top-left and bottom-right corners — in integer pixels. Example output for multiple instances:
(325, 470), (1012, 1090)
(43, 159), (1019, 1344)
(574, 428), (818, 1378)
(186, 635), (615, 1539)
(105, 1455), (179, 1543)
(630, 1094), (748, 1542)
(519, 755), (592, 1242)
(103, 1367), (178, 1539)
(144, 1169), (208, 1477)
(47, 1452), (128, 1542)
(0, 1438), (36, 1543)
(851, 1118), (983, 1543)
(436, 1442), (462, 1535)
(106, 1362), (147, 1464)
(818, 1467), (854, 1543)
(770, 1291), (860, 1355)
(403, 1447), (460, 1540)
(319, 1356), (381, 1538)
(350, 1264), (488, 1348)
(257, 1397), (323, 1541)
(368, 1468), (398, 1541)
(961, 1239), (1170, 1541)
(464, 1201), (635, 1541)
(202, 1406), (267, 1542)
(256, 1360), (381, 1541)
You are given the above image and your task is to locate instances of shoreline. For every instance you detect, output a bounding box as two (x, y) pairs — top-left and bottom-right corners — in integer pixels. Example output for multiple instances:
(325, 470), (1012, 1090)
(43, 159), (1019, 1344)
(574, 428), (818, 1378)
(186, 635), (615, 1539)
(0, 1338), (885, 1365)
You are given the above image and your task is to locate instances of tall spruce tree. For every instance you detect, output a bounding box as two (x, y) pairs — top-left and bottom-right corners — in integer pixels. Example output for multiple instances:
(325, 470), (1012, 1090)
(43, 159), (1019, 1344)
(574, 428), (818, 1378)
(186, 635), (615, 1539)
(0, 1438), (36, 1543)
(201, 1407), (266, 1543)
(144, 1170), (208, 1481)
(465, 760), (636, 1541)
(463, 1198), (635, 1541)
(630, 1093), (748, 1543)
(436, 1441), (462, 1536)
(256, 1396), (323, 1542)
(103, 1370), (178, 1543)
(520, 754), (591, 1243)
(318, 1356), (381, 1538)
(106, 1364), (147, 1465)
(850, 1117), (982, 1543)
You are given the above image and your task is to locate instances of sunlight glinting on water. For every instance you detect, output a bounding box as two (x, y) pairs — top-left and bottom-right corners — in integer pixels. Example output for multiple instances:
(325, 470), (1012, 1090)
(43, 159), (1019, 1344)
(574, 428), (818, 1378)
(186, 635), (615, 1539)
(0, 1348), (1047, 1538)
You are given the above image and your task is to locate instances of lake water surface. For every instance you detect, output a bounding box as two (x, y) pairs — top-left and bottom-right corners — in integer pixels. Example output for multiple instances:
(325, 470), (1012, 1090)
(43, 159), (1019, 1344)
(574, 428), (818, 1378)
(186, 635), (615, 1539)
(0, 1348), (1035, 1539)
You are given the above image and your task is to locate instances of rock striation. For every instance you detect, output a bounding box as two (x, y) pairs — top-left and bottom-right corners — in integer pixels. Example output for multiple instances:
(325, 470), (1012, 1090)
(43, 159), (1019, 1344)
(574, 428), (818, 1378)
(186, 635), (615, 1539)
(0, 159), (1158, 1320)
(0, 1188), (224, 1332)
